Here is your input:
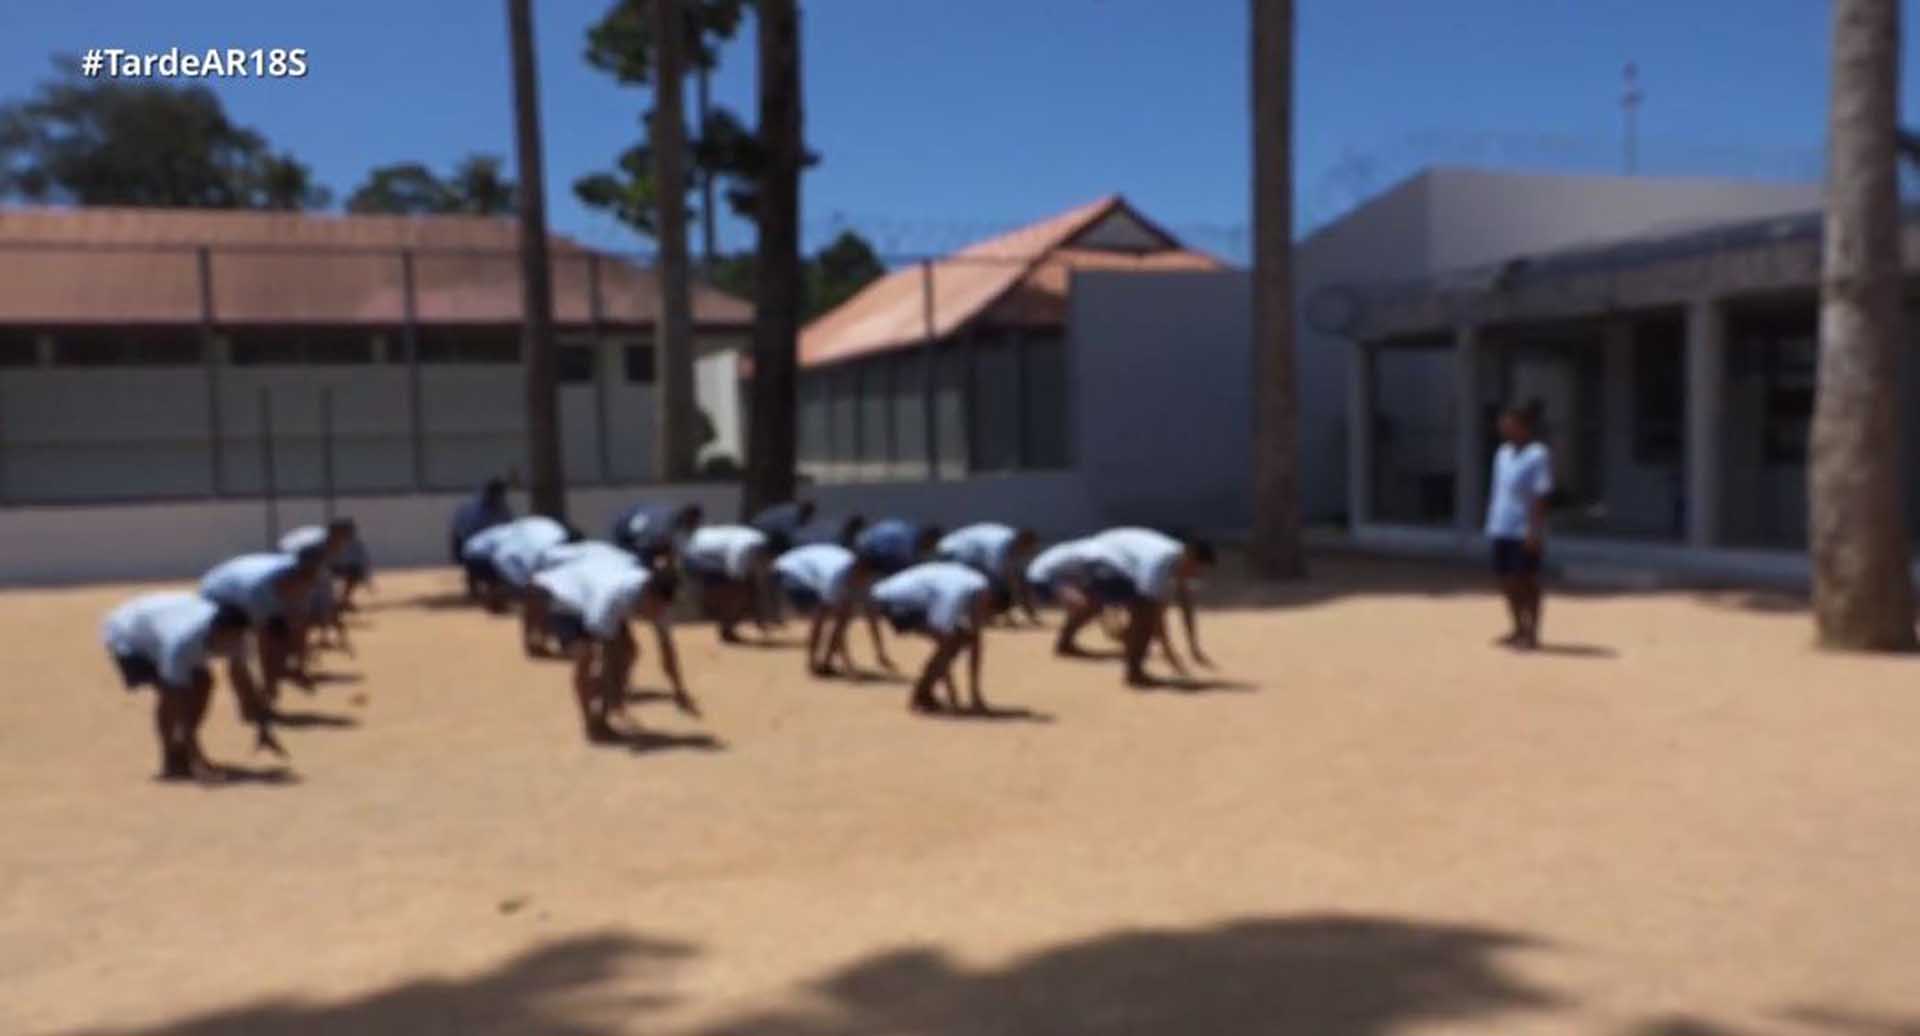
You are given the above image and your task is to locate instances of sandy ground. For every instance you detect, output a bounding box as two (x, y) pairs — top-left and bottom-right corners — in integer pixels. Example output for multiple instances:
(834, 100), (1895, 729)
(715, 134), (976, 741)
(5, 554), (1920, 1036)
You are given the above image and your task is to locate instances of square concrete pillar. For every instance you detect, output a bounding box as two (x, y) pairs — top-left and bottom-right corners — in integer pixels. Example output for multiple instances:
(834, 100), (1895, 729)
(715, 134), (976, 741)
(1453, 324), (1484, 539)
(1685, 297), (1725, 548)
(1347, 341), (1376, 528)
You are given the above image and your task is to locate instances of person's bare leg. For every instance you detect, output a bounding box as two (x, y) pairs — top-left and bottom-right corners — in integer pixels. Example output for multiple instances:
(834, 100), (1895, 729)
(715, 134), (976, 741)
(601, 632), (639, 732)
(573, 646), (613, 742)
(912, 636), (965, 713)
(1123, 601), (1157, 687)
(522, 593), (552, 658)
(182, 674), (218, 779)
(1054, 593), (1100, 656)
(155, 691), (191, 779)
(1519, 574), (1543, 649)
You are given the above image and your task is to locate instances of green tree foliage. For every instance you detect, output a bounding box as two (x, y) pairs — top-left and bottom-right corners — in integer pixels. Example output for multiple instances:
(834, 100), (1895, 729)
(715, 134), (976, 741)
(345, 155), (517, 215)
(707, 230), (887, 321)
(576, 0), (817, 237)
(0, 61), (329, 209)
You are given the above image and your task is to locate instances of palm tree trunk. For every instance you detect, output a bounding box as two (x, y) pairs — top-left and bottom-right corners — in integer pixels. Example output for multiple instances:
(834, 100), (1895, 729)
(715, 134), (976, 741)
(506, 0), (567, 519)
(698, 63), (719, 265)
(1250, 0), (1305, 578)
(743, 0), (803, 517)
(651, 0), (698, 483)
(1812, 0), (1916, 650)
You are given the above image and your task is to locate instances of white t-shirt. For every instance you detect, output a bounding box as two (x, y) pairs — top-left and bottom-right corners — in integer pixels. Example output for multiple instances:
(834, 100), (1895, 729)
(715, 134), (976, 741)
(937, 523), (1019, 575)
(103, 591), (238, 686)
(533, 560), (658, 640)
(870, 562), (990, 635)
(1484, 441), (1553, 540)
(462, 523), (517, 563)
(685, 525), (770, 580)
(772, 543), (858, 606)
(1088, 527), (1185, 602)
(199, 553), (301, 625)
(1025, 537), (1119, 588)
(490, 517), (573, 588)
(536, 540), (636, 575)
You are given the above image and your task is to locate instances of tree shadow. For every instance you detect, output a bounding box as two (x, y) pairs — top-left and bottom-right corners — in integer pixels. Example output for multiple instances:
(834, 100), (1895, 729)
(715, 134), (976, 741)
(696, 913), (1565, 1036)
(305, 671), (365, 686)
(1780, 1006), (1920, 1036)
(267, 709), (360, 730)
(58, 930), (696, 1036)
(1626, 1016), (1754, 1036)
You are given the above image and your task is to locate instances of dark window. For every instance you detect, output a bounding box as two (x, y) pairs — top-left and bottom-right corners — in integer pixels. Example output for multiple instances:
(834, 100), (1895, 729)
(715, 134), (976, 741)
(1762, 337), (1816, 465)
(0, 330), (38, 368)
(1631, 315), (1684, 465)
(50, 326), (202, 367)
(1730, 306), (1817, 466)
(1021, 332), (1070, 468)
(558, 344), (597, 384)
(416, 327), (521, 364)
(229, 327), (376, 366)
(624, 342), (655, 383)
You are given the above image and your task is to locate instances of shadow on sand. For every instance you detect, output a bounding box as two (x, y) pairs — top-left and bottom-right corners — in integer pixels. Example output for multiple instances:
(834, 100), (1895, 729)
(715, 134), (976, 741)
(917, 703), (1055, 724)
(695, 913), (1564, 1036)
(590, 728), (726, 755)
(59, 931), (695, 1036)
(267, 709), (360, 730)
(1128, 675), (1260, 694)
(155, 762), (300, 788)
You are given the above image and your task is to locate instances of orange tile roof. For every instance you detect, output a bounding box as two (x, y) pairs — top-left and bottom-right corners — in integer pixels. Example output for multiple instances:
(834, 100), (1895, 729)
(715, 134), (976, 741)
(797, 195), (1222, 368)
(0, 206), (752, 327)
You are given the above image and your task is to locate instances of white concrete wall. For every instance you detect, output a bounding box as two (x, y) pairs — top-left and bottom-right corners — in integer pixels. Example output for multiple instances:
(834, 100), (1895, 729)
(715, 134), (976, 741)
(809, 471), (1100, 541)
(0, 483), (741, 587)
(1068, 270), (1254, 535)
(0, 332), (746, 502)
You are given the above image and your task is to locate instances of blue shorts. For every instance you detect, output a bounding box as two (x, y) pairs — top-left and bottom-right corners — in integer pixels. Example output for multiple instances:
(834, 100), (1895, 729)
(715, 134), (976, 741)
(1084, 564), (1141, 606)
(112, 653), (205, 693)
(879, 601), (929, 635)
(1490, 538), (1542, 576)
(681, 554), (735, 587)
(778, 575), (824, 613)
(546, 610), (590, 649)
(464, 556), (499, 586)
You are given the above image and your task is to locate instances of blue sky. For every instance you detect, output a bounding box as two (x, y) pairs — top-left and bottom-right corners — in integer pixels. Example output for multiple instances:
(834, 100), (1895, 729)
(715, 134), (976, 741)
(3, 1), (1917, 263)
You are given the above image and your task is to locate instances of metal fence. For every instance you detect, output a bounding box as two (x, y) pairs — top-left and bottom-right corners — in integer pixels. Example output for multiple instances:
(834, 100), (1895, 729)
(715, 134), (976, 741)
(0, 238), (1087, 506)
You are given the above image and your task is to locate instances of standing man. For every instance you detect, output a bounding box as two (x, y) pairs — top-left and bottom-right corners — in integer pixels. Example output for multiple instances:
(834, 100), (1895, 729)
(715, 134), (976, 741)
(1485, 403), (1553, 650)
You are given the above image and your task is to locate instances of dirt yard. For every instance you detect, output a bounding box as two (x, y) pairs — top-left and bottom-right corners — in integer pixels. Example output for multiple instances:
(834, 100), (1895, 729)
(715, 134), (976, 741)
(5, 555), (1920, 1036)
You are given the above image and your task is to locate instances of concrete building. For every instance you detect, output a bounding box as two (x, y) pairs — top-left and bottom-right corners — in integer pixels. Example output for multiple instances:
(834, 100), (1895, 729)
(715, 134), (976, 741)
(0, 207), (753, 505)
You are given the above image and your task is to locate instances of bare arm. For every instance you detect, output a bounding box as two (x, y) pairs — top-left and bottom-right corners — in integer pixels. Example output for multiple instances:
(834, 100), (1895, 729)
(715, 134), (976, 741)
(1155, 604), (1189, 677)
(653, 618), (696, 715)
(1177, 580), (1210, 667)
(968, 627), (984, 710)
(228, 657), (285, 757)
(865, 604), (895, 670)
(1527, 497), (1549, 552)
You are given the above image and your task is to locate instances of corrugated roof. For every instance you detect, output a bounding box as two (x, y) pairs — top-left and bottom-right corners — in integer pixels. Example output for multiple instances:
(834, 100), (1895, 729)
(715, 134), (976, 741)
(0, 206), (753, 327)
(798, 195), (1222, 367)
